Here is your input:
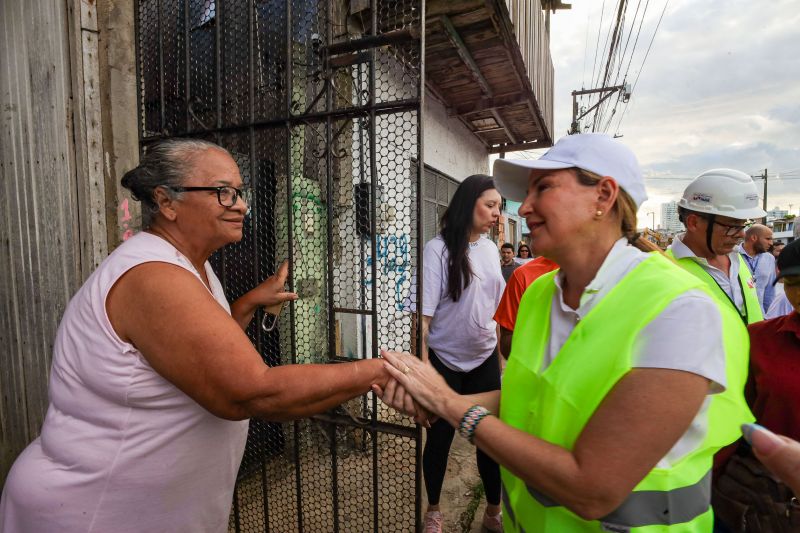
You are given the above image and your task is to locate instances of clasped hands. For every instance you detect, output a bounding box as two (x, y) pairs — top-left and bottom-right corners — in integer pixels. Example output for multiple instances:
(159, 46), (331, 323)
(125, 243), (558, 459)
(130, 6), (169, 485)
(372, 349), (455, 428)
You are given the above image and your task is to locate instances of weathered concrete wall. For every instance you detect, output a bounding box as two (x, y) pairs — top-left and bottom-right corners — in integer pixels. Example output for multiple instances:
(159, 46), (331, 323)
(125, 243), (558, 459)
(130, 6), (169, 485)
(98, 0), (140, 247)
(0, 0), (138, 483)
(422, 95), (489, 181)
(0, 0), (84, 483)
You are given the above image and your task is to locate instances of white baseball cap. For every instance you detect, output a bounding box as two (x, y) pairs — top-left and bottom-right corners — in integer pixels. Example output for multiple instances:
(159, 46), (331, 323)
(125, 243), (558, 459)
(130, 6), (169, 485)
(492, 133), (648, 208)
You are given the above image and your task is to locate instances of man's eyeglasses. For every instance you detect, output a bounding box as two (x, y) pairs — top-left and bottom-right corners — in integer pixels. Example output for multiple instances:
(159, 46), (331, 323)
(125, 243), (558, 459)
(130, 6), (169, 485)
(169, 185), (252, 209)
(710, 219), (750, 237)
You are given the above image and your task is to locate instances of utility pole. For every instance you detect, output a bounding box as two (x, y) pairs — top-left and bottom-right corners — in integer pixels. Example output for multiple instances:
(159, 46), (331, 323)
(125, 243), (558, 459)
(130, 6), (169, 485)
(570, 84), (631, 134)
(751, 169), (768, 221)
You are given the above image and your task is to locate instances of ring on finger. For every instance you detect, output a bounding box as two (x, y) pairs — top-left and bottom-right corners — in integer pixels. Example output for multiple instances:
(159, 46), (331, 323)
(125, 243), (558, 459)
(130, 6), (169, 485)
(402, 365), (411, 375)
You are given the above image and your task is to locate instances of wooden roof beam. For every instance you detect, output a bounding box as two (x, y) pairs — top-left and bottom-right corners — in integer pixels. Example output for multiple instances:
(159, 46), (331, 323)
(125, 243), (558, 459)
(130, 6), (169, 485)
(490, 109), (518, 144)
(450, 92), (526, 116)
(489, 140), (547, 154)
(439, 15), (494, 98)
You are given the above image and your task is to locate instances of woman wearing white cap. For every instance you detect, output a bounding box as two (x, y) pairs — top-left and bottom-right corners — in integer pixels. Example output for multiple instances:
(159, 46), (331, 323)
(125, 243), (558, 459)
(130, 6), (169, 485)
(378, 134), (752, 532)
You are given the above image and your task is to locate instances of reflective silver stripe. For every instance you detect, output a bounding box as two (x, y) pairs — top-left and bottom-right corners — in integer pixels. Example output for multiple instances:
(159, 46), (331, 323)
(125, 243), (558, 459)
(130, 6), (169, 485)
(526, 470), (712, 527)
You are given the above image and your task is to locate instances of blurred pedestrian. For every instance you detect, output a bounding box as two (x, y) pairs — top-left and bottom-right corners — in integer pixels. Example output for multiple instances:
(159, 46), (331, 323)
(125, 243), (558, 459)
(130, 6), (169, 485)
(494, 256), (558, 358)
(499, 242), (518, 282)
(737, 224), (776, 313)
(667, 169), (766, 325)
(515, 243), (532, 264)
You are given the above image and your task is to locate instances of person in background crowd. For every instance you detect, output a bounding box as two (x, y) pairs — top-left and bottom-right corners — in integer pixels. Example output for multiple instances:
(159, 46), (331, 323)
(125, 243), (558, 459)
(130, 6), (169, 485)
(412, 174), (505, 533)
(380, 133), (752, 532)
(515, 243), (532, 264)
(713, 238), (800, 531)
(766, 284), (793, 319)
(667, 169), (766, 325)
(737, 224), (776, 313)
(770, 241), (785, 259)
(499, 242), (519, 282)
(0, 139), (404, 533)
(494, 255), (559, 358)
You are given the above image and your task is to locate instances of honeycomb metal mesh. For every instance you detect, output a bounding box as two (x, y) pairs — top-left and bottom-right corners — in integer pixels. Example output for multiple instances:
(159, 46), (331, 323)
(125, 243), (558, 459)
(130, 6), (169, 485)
(136, 0), (423, 531)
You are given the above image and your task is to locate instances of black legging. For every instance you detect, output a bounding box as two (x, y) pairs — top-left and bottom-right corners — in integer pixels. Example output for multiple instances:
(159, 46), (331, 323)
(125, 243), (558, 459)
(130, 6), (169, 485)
(424, 348), (502, 506)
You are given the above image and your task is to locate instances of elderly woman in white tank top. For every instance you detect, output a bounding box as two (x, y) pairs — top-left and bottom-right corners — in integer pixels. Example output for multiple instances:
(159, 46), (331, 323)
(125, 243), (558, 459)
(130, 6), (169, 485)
(0, 139), (412, 533)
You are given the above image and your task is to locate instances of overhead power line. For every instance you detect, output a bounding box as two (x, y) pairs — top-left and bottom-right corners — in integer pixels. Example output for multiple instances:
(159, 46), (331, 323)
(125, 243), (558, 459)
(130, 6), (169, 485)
(613, 0), (669, 135)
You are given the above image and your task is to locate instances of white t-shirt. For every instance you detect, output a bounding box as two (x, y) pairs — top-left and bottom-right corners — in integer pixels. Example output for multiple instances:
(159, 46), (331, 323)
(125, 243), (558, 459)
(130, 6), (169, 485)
(420, 236), (505, 371)
(545, 238), (726, 467)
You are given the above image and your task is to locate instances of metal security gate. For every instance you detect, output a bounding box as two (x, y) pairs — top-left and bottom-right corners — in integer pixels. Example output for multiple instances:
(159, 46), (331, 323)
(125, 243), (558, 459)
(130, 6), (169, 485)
(135, 1), (424, 531)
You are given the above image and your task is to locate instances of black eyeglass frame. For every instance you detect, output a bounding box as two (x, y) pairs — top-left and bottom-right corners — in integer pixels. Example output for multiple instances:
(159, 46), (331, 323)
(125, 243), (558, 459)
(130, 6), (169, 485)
(168, 185), (252, 209)
(706, 217), (750, 237)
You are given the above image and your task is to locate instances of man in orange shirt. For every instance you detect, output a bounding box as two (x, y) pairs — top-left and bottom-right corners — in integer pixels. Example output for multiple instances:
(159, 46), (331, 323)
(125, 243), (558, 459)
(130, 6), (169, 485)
(494, 255), (559, 357)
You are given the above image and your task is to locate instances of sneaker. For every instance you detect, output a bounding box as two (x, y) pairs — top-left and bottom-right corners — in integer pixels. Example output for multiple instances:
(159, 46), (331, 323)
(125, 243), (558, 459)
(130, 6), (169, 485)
(482, 510), (503, 532)
(423, 510), (443, 533)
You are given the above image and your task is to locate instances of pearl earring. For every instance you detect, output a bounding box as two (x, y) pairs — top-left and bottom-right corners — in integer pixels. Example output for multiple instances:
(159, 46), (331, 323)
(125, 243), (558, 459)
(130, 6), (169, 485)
(596, 210), (603, 217)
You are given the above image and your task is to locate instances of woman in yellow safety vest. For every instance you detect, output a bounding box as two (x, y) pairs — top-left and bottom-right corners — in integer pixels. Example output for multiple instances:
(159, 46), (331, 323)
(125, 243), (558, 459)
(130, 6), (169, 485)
(379, 133), (753, 532)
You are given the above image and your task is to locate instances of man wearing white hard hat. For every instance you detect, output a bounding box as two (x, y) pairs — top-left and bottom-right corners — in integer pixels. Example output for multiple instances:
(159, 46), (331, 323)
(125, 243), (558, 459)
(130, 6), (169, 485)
(666, 169), (766, 325)
(379, 134), (752, 532)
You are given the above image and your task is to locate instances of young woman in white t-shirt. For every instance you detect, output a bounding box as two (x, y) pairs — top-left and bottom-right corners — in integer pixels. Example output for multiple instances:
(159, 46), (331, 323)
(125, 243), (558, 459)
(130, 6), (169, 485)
(418, 174), (505, 532)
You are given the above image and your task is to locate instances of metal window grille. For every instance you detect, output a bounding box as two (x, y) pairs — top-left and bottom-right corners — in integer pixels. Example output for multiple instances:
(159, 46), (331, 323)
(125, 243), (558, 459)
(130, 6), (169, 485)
(421, 166), (457, 245)
(135, 1), (425, 530)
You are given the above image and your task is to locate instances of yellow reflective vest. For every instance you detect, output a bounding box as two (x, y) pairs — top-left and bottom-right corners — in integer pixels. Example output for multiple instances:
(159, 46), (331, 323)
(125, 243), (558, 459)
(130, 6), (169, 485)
(665, 249), (763, 325)
(500, 253), (753, 532)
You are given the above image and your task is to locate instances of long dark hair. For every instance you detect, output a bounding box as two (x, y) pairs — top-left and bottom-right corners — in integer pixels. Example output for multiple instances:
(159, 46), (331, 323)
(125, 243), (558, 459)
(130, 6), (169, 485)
(440, 174), (497, 302)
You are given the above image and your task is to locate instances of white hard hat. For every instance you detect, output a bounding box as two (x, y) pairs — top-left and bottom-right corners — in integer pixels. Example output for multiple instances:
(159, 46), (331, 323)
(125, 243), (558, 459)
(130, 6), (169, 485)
(678, 169), (766, 220)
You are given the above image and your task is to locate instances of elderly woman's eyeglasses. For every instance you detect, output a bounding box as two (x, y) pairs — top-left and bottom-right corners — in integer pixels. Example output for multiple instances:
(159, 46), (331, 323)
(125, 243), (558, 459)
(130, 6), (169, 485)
(170, 185), (252, 209)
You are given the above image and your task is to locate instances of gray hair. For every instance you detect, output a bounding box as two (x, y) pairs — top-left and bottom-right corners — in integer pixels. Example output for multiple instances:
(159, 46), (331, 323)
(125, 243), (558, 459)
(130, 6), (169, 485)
(121, 138), (231, 227)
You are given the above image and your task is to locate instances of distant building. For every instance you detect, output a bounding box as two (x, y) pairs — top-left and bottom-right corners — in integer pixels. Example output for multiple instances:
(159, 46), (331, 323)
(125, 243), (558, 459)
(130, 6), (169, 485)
(660, 201), (683, 233)
(772, 217), (796, 244)
(766, 207), (789, 223)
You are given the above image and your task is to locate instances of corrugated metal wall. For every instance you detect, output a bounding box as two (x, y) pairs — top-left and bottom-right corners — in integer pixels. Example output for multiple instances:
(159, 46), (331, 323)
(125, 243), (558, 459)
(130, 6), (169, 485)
(0, 0), (83, 481)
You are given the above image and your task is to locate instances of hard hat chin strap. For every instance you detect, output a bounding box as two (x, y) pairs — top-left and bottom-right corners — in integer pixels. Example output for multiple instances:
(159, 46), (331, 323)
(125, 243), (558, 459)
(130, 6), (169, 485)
(705, 214), (718, 256)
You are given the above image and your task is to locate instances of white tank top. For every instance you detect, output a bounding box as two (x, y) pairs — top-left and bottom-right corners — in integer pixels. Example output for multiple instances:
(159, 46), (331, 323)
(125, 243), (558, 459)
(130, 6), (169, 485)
(0, 232), (249, 533)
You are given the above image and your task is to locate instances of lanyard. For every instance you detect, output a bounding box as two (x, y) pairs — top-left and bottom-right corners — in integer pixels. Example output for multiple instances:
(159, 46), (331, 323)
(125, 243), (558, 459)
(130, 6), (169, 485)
(741, 252), (760, 276)
(708, 270), (749, 325)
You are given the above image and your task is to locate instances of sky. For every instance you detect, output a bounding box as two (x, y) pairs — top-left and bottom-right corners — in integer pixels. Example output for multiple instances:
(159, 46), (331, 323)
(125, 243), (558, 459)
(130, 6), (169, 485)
(507, 0), (800, 228)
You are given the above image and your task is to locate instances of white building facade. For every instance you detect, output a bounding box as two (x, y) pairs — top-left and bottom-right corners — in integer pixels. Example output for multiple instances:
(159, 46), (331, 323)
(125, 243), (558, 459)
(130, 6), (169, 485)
(661, 201), (684, 233)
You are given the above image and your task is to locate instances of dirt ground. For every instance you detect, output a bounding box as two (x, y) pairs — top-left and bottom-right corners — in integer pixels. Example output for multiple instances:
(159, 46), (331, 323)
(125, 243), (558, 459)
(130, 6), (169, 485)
(434, 434), (488, 533)
(229, 420), (487, 532)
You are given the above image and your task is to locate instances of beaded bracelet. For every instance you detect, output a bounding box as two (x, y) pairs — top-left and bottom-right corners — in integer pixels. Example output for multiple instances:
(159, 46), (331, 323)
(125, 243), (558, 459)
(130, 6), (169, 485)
(458, 405), (491, 444)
